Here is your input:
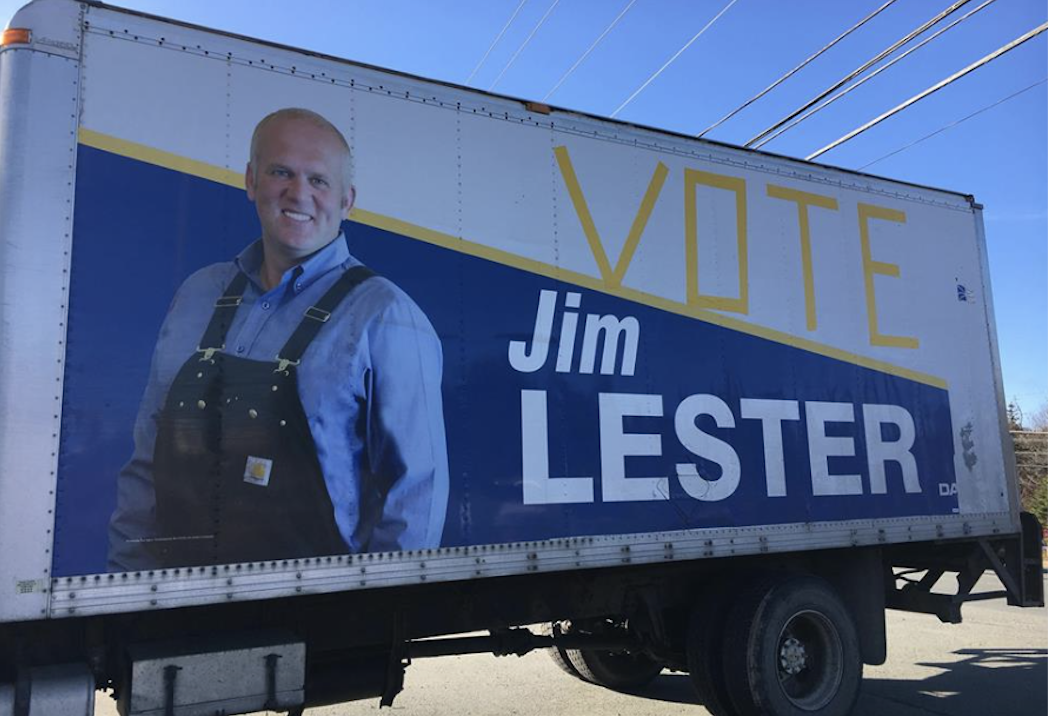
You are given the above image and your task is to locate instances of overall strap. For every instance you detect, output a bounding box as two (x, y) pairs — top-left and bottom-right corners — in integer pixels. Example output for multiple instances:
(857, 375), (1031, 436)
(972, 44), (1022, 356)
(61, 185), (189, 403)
(197, 272), (249, 360)
(275, 266), (376, 371)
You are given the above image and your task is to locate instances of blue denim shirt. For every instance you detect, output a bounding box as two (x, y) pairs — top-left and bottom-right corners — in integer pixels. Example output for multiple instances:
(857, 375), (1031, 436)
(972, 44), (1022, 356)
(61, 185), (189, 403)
(108, 236), (449, 571)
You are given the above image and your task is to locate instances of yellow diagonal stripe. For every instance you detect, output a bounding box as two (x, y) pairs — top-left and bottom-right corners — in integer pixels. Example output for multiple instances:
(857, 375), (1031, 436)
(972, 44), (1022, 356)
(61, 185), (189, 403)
(76, 127), (948, 390)
(78, 128), (243, 188)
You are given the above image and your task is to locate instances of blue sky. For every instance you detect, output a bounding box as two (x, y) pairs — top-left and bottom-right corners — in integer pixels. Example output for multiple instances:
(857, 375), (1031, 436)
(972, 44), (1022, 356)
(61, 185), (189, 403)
(4, 0), (1045, 418)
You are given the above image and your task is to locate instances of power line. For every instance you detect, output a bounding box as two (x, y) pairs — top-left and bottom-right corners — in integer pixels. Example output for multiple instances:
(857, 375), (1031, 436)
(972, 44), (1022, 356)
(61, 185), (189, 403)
(610, 0), (738, 119)
(807, 22), (1048, 160)
(752, 0), (998, 149)
(543, 0), (637, 102)
(697, 0), (900, 138)
(746, 0), (975, 148)
(857, 78), (1047, 170)
(489, 0), (562, 91)
(466, 0), (529, 85)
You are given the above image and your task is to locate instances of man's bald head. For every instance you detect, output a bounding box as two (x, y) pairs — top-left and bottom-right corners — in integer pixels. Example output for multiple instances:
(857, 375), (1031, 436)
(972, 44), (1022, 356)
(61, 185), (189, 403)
(249, 107), (352, 186)
(245, 107), (356, 280)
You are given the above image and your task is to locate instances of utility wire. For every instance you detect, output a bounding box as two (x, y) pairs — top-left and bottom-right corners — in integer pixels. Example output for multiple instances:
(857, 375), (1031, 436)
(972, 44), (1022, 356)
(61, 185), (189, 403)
(543, 0), (637, 101)
(753, 0), (997, 149)
(857, 78), (1047, 170)
(611, 0), (738, 118)
(746, 0), (974, 147)
(807, 22), (1048, 160)
(697, 0), (899, 138)
(489, 0), (562, 90)
(466, 0), (528, 84)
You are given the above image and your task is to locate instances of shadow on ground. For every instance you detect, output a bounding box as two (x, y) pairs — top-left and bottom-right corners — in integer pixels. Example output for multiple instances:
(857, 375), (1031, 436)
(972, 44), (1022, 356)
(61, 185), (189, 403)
(857, 648), (1047, 716)
(632, 648), (1047, 715)
(630, 672), (700, 706)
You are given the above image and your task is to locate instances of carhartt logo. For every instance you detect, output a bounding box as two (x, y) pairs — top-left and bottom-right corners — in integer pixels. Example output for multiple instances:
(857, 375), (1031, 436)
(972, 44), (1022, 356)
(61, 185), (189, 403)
(244, 456), (273, 487)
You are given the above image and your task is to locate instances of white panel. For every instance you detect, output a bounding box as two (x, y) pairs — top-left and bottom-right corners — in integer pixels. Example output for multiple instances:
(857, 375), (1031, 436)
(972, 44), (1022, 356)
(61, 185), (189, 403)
(460, 114), (556, 266)
(354, 90), (459, 237)
(806, 203), (862, 343)
(620, 182), (686, 304)
(80, 3), (367, 172)
(79, 30), (229, 169)
(757, 184), (849, 338)
(866, 205), (927, 345)
(976, 204), (1020, 519)
(548, 131), (687, 299)
(619, 205), (686, 304)
(692, 182), (743, 301)
(0, 46), (80, 621)
(956, 207), (1013, 515)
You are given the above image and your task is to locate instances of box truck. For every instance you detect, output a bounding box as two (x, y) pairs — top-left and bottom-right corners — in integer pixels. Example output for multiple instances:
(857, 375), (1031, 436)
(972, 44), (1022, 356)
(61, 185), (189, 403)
(0, 2), (1042, 714)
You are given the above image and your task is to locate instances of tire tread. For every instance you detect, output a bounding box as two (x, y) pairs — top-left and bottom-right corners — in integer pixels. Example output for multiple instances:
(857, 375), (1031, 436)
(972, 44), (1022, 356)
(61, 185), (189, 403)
(564, 647), (662, 692)
(722, 575), (863, 716)
(537, 622), (583, 679)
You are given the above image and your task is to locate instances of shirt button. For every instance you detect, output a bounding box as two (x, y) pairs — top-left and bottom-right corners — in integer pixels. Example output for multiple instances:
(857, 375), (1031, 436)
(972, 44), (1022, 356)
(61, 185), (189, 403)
(294, 282), (303, 292)
(236, 346), (245, 354)
(261, 301), (271, 310)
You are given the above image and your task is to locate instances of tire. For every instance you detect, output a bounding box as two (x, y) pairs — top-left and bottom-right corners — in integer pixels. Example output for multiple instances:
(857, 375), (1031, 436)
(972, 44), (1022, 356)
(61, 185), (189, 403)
(686, 590), (739, 716)
(537, 622), (583, 679)
(722, 576), (862, 716)
(565, 647), (663, 692)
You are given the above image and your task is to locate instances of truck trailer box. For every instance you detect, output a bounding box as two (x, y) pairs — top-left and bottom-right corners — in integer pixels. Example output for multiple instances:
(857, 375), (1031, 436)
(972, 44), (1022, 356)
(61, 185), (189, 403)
(0, 2), (1042, 715)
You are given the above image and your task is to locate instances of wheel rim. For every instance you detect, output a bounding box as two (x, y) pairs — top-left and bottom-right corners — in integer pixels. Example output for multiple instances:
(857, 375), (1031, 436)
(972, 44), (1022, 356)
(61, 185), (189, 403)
(775, 609), (844, 711)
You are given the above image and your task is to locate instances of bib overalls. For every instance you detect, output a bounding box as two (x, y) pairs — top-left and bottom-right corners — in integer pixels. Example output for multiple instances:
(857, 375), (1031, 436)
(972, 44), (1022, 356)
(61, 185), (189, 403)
(149, 266), (374, 567)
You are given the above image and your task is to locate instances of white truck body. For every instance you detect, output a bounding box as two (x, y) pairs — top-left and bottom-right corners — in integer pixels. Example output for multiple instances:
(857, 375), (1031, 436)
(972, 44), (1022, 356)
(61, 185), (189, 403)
(0, 3), (1038, 715)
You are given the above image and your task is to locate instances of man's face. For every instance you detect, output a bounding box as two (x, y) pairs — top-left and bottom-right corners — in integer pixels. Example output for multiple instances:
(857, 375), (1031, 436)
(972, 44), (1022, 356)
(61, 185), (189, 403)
(245, 117), (354, 264)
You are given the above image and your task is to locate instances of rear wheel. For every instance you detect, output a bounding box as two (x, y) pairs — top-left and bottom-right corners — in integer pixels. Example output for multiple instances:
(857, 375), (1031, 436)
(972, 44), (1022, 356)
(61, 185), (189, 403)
(565, 647), (663, 692)
(537, 622), (583, 679)
(722, 576), (862, 716)
(563, 618), (662, 692)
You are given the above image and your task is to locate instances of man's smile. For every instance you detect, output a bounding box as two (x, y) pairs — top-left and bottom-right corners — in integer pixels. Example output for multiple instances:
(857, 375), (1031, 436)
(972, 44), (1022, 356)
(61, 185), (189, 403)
(282, 209), (313, 222)
(247, 114), (354, 269)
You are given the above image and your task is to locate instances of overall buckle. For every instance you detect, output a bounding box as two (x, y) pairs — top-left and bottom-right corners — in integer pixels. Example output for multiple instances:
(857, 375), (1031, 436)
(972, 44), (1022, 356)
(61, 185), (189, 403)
(274, 356), (301, 373)
(197, 346), (223, 361)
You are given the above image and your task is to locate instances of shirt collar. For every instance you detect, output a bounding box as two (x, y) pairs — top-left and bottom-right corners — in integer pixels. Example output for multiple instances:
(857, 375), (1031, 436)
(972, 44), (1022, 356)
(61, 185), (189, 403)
(235, 234), (351, 294)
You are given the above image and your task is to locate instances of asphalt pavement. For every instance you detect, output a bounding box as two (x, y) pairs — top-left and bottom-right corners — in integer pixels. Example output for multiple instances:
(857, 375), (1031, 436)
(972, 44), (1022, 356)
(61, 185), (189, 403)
(95, 573), (1047, 716)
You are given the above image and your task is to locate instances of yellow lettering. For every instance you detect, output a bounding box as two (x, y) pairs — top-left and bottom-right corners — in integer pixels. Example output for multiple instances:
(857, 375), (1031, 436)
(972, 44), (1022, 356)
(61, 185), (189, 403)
(684, 169), (748, 314)
(554, 145), (668, 288)
(858, 203), (918, 349)
(766, 185), (839, 331)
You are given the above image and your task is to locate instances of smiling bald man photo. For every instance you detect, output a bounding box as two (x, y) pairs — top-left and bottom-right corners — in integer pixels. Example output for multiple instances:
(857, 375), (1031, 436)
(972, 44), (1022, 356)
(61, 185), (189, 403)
(108, 107), (449, 570)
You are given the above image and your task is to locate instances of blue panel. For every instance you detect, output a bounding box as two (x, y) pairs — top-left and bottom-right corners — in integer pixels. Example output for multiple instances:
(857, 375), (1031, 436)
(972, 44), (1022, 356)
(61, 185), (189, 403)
(348, 227), (959, 547)
(53, 147), (958, 576)
(55, 146), (258, 576)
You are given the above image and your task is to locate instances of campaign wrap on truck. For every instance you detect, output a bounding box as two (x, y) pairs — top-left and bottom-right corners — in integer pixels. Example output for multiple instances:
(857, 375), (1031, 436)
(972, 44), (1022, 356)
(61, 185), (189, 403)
(53, 142), (966, 576)
(46, 26), (1006, 578)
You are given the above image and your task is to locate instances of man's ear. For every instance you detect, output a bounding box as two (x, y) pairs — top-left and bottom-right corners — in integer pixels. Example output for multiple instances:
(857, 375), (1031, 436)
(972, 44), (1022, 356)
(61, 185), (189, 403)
(343, 185), (356, 217)
(245, 163), (256, 201)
